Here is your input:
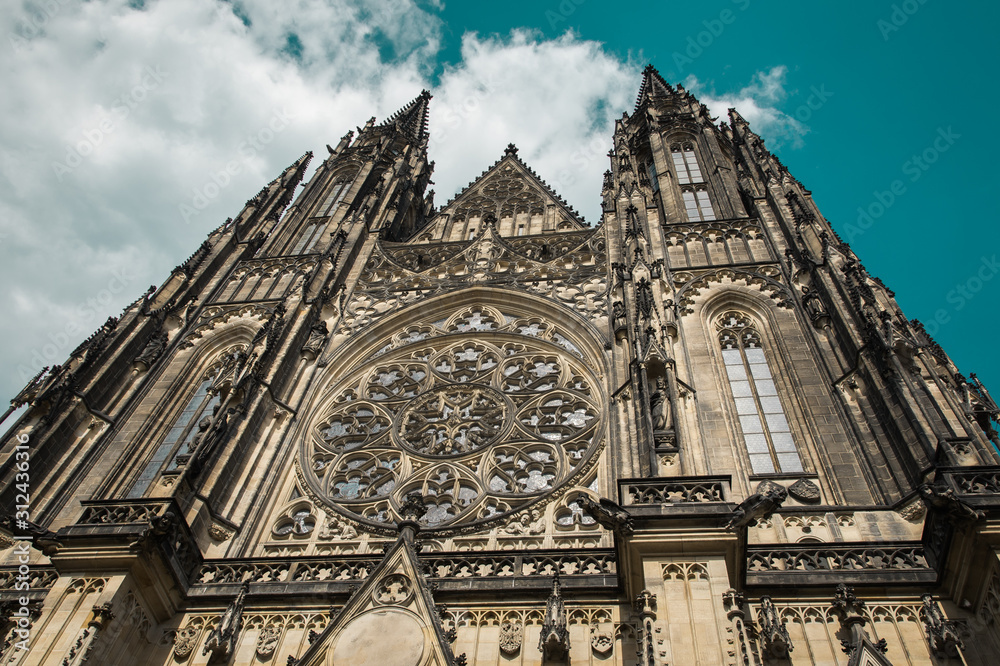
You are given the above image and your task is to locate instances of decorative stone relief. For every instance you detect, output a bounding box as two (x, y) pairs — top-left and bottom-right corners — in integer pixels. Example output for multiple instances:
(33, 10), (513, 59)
(255, 624), (282, 658)
(208, 524), (233, 542)
(787, 478), (821, 503)
(173, 627), (199, 660)
(372, 573), (413, 606)
(591, 628), (613, 656)
(499, 620), (522, 655)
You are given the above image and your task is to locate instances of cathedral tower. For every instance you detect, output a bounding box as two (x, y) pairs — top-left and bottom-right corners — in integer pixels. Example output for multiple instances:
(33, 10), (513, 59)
(2, 68), (999, 665)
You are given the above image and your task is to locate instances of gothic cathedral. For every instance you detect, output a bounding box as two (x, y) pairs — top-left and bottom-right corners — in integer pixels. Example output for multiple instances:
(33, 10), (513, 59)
(3, 66), (1000, 665)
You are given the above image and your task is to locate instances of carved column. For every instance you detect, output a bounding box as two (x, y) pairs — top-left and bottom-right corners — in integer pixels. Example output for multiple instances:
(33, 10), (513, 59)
(634, 588), (657, 666)
(723, 589), (762, 666)
(60, 603), (114, 666)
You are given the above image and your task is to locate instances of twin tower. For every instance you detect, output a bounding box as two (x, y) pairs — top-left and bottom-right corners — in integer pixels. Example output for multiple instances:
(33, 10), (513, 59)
(2, 66), (999, 665)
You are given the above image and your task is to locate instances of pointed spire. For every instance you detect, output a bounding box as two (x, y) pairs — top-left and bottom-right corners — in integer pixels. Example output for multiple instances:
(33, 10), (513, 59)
(379, 89), (433, 144)
(633, 64), (676, 114)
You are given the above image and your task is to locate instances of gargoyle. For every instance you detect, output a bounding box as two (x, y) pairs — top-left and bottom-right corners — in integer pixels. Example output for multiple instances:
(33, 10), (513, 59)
(918, 483), (984, 524)
(576, 495), (634, 536)
(0, 516), (61, 556)
(725, 483), (787, 531)
(129, 510), (178, 553)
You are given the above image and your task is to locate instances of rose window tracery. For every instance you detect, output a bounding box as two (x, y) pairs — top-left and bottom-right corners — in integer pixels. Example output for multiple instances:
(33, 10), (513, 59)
(302, 305), (604, 532)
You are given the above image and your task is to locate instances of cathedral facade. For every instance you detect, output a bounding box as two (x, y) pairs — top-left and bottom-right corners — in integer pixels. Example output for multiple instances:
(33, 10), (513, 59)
(2, 66), (1000, 665)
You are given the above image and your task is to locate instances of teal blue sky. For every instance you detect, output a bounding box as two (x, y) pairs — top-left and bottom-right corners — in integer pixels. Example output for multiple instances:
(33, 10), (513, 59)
(431, 0), (1000, 392)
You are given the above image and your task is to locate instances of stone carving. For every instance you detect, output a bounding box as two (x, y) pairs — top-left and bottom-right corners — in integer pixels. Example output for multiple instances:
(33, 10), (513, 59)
(921, 594), (964, 657)
(539, 574), (570, 660)
(319, 517), (359, 540)
(498, 620), (522, 655)
(757, 595), (792, 657)
(634, 589), (657, 666)
(787, 478), (821, 503)
(502, 510), (545, 536)
(649, 376), (671, 431)
(203, 582), (248, 662)
(300, 321), (328, 360)
(173, 627), (199, 660)
(626, 479), (726, 504)
(590, 628), (613, 656)
(373, 573), (413, 605)
(256, 624), (282, 658)
(575, 494), (634, 536)
(747, 544), (929, 578)
(918, 483), (985, 523)
(801, 286), (829, 326)
(896, 498), (926, 522)
(635, 278), (654, 320)
(133, 330), (168, 370)
(725, 481), (787, 531)
(208, 524), (233, 542)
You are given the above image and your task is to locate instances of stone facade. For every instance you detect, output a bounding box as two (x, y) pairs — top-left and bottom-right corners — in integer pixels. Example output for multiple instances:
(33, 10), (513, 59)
(2, 67), (1000, 665)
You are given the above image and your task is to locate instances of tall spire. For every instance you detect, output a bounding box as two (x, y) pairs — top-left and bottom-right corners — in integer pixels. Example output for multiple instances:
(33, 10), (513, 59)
(379, 89), (432, 145)
(633, 64), (676, 114)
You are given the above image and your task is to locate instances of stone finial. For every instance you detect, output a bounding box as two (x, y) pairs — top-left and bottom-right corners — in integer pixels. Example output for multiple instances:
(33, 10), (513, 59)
(538, 573), (569, 660)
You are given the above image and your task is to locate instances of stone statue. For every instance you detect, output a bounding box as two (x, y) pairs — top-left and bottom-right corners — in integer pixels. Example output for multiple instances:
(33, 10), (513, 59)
(650, 377), (671, 431)
(301, 321), (329, 360)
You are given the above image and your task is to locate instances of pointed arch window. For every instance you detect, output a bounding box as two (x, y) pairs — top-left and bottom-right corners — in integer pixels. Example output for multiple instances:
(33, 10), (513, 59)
(717, 311), (803, 474)
(682, 186), (716, 221)
(671, 142), (704, 184)
(319, 180), (351, 217)
(127, 370), (221, 497)
(291, 220), (327, 254)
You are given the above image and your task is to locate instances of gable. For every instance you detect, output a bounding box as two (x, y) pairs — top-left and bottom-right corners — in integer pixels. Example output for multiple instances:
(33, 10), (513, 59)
(413, 147), (588, 242)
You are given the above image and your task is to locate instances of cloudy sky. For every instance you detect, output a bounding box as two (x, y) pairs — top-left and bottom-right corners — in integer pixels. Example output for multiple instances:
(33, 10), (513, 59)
(1, 0), (998, 414)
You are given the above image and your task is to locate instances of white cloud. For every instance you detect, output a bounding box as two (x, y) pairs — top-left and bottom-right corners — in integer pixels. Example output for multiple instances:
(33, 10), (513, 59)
(685, 65), (809, 148)
(0, 1), (799, 402)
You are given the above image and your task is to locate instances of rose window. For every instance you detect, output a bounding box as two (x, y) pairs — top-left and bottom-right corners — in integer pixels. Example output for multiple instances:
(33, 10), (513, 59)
(303, 307), (603, 532)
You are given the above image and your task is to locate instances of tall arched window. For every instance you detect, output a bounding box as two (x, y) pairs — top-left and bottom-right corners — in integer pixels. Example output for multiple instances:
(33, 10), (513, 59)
(717, 311), (803, 474)
(671, 142), (704, 184)
(127, 369), (221, 497)
(291, 221), (326, 254)
(682, 186), (716, 221)
(672, 143), (716, 221)
(319, 180), (351, 217)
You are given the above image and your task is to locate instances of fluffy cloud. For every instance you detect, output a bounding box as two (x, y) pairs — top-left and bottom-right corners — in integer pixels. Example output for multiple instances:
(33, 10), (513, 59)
(0, 1), (797, 405)
(685, 66), (809, 148)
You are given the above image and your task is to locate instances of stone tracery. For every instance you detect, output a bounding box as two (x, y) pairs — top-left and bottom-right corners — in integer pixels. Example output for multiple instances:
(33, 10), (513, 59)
(303, 304), (604, 532)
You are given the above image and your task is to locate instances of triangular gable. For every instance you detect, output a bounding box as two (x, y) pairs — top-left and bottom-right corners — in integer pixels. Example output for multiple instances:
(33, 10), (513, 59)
(293, 530), (459, 666)
(430, 144), (587, 231)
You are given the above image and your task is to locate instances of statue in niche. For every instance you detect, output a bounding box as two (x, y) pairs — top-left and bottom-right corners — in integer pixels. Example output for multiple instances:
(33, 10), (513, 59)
(649, 377), (671, 431)
(635, 278), (653, 319)
(612, 300), (626, 328)
(188, 404), (219, 452)
(301, 321), (329, 360)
